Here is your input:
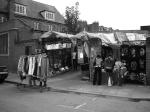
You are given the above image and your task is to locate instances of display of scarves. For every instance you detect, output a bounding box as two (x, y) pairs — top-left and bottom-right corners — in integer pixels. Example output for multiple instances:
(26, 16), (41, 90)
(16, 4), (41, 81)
(28, 56), (36, 76)
(18, 56), (25, 72)
(17, 56), (26, 80)
(18, 54), (49, 82)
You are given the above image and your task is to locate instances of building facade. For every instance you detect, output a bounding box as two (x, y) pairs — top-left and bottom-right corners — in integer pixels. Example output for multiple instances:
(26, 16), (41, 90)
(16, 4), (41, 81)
(78, 21), (114, 33)
(0, 0), (66, 72)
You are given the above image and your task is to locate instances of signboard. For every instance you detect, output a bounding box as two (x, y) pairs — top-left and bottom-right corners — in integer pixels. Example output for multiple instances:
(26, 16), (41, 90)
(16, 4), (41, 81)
(45, 43), (71, 50)
(45, 44), (59, 50)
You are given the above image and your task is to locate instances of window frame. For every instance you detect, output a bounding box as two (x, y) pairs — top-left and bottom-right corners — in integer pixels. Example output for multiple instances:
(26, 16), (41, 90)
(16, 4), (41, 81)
(0, 32), (9, 56)
(45, 11), (55, 21)
(33, 22), (39, 30)
(15, 3), (27, 15)
(48, 25), (53, 31)
(0, 17), (7, 23)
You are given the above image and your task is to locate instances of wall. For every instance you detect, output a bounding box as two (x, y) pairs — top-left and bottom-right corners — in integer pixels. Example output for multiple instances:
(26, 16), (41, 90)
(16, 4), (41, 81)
(0, 30), (16, 72)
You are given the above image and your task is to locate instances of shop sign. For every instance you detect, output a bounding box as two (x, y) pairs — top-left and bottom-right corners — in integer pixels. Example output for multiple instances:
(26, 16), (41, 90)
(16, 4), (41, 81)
(45, 44), (59, 50)
(45, 43), (71, 50)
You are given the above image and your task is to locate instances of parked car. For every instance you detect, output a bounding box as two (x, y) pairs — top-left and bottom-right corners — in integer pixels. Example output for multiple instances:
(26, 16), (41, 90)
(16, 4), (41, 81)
(0, 66), (8, 83)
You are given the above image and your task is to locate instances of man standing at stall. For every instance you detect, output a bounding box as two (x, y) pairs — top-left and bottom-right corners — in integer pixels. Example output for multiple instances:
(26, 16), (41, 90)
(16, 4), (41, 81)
(104, 54), (115, 86)
(93, 55), (103, 85)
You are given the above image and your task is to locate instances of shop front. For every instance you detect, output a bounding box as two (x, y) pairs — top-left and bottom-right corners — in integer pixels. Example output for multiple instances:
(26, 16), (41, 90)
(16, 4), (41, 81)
(120, 40), (146, 84)
(39, 31), (73, 76)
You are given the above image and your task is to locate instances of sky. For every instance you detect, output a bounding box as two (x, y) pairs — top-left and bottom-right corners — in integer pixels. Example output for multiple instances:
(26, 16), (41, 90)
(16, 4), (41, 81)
(34, 0), (150, 30)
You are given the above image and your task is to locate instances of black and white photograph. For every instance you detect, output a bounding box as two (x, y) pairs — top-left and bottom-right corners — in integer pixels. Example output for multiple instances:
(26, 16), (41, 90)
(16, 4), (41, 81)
(0, 0), (150, 112)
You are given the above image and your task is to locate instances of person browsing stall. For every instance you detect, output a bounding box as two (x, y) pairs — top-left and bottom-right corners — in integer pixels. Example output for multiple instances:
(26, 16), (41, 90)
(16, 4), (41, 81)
(104, 54), (115, 86)
(93, 55), (103, 85)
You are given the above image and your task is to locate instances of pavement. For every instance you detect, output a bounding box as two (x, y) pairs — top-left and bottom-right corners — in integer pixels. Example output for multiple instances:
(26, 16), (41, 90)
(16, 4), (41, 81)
(5, 70), (150, 100)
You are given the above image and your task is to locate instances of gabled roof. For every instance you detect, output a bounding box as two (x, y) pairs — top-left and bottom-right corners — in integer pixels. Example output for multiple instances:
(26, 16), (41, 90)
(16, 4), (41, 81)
(14, 0), (65, 24)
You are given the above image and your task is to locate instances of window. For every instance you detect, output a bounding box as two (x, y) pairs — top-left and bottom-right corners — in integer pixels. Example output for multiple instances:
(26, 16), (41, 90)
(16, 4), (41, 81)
(15, 3), (27, 15)
(48, 25), (53, 31)
(45, 11), (55, 21)
(0, 17), (7, 23)
(34, 22), (39, 30)
(0, 33), (9, 56)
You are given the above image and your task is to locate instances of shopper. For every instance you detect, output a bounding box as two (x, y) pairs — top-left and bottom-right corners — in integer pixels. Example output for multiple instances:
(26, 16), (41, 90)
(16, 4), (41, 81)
(93, 55), (103, 85)
(119, 62), (127, 86)
(104, 54), (115, 86)
(114, 59), (122, 86)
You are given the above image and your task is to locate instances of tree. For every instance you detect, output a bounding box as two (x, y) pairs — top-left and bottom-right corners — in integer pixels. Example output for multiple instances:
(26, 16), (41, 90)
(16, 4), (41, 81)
(65, 2), (81, 34)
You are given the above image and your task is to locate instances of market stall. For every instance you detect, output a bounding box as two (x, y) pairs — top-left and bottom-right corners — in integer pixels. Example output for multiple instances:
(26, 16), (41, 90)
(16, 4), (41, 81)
(39, 31), (73, 76)
(72, 31), (102, 80)
(120, 33), (147, 84)
(98, 32), (121, 60)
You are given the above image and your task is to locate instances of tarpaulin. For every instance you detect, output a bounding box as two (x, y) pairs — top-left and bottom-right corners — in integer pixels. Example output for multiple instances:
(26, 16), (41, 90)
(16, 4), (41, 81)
(115, 32), (129, 44)
(102, 33), (118, 44)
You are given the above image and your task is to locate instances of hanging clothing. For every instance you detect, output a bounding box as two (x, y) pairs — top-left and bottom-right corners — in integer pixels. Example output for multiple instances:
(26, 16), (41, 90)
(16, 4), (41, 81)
(17, 56), (25, 72)
(28, 56), (36, 76)
(17, 56), (26, 81)
(37, 54), (42, 78)
(33, 57), (38, 77)
(37, 54), (49, 81)
(40, 55), (49, 81)
(24, 56), (29, 74)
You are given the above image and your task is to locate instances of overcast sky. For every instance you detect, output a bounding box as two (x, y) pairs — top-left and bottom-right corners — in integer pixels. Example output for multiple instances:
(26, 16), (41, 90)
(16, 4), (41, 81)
(34, 0), (150, 30)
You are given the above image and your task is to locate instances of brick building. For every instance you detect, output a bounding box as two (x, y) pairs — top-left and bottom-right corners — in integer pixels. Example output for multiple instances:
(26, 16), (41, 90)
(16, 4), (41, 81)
(78, 21), (114, 33)
(0, 0), (66, 72)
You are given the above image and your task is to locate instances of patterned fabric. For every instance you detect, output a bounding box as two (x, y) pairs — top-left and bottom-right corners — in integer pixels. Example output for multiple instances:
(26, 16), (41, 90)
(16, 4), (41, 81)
(28, 57), (36, 76)
(17, 56), (25, 72)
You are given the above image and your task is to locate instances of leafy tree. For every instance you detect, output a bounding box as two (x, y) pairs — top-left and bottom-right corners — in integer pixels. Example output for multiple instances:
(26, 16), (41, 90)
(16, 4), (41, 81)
(65, 2), (81, 34)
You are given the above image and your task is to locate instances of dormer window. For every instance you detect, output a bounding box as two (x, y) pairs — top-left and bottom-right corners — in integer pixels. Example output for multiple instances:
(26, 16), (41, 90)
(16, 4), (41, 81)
(15, 3), (27, 15)
(41, 11), (55, 21)
(45, 11), (55, 21)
